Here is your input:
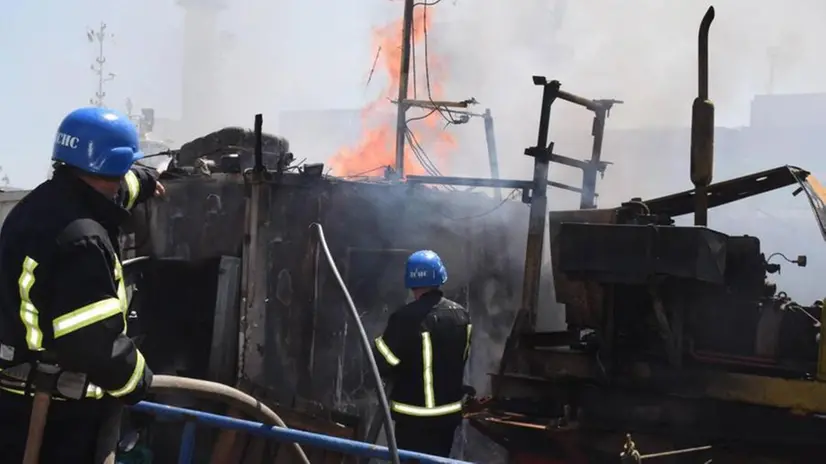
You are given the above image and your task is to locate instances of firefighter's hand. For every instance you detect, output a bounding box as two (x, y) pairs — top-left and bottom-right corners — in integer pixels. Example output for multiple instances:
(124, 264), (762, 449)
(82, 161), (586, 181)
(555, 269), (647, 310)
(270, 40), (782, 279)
(118, 365), (154, 406)
(154, 181), (166, 198)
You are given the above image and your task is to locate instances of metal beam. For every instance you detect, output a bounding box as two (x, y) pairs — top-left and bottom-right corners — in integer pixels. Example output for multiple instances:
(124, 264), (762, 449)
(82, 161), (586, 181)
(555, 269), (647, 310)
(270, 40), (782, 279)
(406, 175), (531, 190)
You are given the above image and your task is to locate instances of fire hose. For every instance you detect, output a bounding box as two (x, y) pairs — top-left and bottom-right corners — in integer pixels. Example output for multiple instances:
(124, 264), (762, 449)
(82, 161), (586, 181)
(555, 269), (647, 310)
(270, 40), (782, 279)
(310, 222), (401, 464)
(23, 374), (313, 464)
(23, 223), (401, 464)
(146, 375), (310, 464)
(22, 253), (311, 464)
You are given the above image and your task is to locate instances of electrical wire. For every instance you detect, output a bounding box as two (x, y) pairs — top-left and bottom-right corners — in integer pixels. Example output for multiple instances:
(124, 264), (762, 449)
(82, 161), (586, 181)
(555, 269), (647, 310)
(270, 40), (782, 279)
(365, 46), (382, 89)
(309, 223), (400, 464)
(404, 129), (457, 192)
(405, 129), (441, 176)
(405, 109), (451, 183)
(766, 252), (800, 265)
(421, 2), (461, 126)
(434, 188), (520, 220)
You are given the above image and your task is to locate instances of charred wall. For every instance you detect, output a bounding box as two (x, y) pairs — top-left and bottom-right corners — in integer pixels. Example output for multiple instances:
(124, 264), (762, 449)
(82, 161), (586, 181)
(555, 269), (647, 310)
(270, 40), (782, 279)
(139, 172), (529, 449)
(236, 176), (529, 419)
(137, 173), (247, 261)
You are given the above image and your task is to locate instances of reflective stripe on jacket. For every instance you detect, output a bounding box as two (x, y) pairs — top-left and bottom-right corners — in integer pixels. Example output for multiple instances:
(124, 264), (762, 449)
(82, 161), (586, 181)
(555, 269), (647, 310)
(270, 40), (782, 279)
(374, 290), (471, 418)
(0, 165), (157, 401)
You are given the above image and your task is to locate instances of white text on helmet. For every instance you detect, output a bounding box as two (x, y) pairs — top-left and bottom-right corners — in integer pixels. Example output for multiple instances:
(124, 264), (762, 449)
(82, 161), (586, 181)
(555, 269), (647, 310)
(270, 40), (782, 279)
(410, 270), (430, 278)
(56, 133), (79, 149)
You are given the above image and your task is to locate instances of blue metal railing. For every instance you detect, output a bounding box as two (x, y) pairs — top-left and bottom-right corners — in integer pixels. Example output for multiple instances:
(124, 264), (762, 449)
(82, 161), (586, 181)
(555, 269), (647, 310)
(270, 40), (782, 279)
(131, 401), (473, 464)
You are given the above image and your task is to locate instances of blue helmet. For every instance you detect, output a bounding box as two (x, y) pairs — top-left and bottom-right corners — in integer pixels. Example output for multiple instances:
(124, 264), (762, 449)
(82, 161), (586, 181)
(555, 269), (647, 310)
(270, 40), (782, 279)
(52, 107), (144, 177)
(405, 250), (448, 289)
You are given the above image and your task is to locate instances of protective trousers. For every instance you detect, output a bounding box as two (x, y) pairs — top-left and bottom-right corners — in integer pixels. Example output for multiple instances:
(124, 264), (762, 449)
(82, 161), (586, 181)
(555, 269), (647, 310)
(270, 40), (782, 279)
(0, 390), (117, 463)
(394, 414), (462, 458)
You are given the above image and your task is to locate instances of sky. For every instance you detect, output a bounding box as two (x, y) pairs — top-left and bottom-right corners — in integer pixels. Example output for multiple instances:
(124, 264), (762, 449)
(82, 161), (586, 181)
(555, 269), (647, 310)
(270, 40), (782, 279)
(0, 0), (386, 188)
(1, 0), (825, 189)
(2, 0), (826, 306)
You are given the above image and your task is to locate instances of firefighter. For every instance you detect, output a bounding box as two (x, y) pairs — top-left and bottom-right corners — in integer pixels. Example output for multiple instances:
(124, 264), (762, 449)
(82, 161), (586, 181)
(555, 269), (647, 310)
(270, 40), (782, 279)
(373, 250), (472, 457)
(0, 106), (163, 463)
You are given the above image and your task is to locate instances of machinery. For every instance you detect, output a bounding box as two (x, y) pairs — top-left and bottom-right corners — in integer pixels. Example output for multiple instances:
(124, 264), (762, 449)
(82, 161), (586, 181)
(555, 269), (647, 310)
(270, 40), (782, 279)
(464, 6), (826, 463)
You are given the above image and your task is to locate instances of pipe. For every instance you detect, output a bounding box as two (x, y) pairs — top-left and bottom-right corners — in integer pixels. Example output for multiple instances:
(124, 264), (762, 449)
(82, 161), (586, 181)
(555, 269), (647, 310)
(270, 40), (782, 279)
(133, 401), (470, 464)
(690, 6), (716, 226)
(149, 375), (310, 464)
(253, 114), (264, 172)
(309, 223), (401, 464)
(482, 109), (502, 202)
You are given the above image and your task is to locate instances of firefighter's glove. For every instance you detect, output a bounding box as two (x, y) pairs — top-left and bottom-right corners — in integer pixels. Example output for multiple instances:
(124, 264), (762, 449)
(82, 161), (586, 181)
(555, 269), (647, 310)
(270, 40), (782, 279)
(118, 365), (154, 406)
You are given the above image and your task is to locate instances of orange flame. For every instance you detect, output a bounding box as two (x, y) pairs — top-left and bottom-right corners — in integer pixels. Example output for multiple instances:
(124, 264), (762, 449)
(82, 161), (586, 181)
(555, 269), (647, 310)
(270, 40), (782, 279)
(327, 7), (456, 177)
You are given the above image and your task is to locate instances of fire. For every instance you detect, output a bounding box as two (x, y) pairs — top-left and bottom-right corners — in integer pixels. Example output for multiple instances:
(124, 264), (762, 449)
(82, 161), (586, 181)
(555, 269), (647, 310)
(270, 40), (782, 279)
(327, 7), (456, 177)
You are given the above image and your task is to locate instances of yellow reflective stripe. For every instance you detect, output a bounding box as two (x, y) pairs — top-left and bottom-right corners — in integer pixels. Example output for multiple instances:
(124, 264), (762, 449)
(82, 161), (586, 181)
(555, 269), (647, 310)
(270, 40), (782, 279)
(375, 336), (400, 366)
(115, 258), (128, 334)
(0, 369), (103, 399)
(422, 331), (435, 408)
(18, 256), (43, 351)
(0, 385), (101, 400)
(108, 350), (145, 398)
(124, 170), (140, 210)
(464, 324), (472, 360)
(391, 401), (463, 417)
(52, 298), (122, 339)
(0, 385), (66, 401)
(86, 383), (104, 399)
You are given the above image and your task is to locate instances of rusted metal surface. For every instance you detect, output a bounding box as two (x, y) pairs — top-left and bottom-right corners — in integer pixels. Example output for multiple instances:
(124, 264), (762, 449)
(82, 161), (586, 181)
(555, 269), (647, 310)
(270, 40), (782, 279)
(547, 208), (616, 329)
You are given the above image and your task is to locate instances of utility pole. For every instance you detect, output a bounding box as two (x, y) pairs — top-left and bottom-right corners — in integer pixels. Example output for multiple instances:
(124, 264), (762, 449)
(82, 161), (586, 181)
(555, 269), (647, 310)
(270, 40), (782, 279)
(87, 22), (115, 107)
(392, 0), (415, 179)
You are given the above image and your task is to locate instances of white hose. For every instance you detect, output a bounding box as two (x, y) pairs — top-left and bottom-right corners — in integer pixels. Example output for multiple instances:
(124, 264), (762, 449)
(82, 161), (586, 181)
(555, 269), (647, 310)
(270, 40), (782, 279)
(310, 223), (401, 464)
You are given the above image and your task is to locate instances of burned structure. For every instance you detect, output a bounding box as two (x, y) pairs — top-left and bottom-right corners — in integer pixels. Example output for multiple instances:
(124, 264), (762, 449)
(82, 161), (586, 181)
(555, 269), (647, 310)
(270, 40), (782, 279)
(122, 119), (535, 460)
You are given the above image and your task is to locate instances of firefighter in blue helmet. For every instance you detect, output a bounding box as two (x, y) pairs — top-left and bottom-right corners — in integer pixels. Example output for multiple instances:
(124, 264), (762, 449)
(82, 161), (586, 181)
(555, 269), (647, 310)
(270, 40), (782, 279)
(0, 107), (164, 463)
(373, 250), (472, 457)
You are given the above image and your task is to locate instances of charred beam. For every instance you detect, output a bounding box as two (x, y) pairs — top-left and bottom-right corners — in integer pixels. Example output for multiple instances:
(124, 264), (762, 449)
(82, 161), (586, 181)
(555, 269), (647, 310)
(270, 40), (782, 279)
(406, 175), (531, 189)
(397, 98), (475, 109)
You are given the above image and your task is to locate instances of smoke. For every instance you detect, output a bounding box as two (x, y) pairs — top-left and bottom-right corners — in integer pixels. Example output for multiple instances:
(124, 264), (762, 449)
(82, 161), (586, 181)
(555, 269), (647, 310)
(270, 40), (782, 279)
(429, 0), (826, 206)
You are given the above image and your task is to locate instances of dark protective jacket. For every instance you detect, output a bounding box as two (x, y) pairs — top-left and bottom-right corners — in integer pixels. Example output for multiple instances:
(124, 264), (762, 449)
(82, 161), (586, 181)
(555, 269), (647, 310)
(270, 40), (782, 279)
(373, 290), (471, 418)
(0, 166), (158, 404)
